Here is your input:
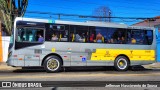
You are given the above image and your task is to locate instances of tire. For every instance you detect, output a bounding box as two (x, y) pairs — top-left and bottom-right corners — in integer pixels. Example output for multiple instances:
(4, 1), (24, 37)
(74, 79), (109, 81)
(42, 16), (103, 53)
(114, 56), (130, 71)
(44, 56), (62, 73)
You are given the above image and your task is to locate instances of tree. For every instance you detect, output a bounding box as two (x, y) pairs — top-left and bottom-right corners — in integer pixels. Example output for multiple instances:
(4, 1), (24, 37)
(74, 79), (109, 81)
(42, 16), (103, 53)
(93, 6), (112, 22)
(0, 0), (28, 35)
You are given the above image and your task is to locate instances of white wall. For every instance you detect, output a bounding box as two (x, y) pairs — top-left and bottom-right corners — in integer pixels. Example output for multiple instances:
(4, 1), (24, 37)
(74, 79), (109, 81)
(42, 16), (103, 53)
(2, 36), (10, 62)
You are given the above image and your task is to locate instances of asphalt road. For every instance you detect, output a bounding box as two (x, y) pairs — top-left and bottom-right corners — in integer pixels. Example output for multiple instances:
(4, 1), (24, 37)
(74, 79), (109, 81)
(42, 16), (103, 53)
(0, 67), (160, 90)
(0, 66), (160, 81)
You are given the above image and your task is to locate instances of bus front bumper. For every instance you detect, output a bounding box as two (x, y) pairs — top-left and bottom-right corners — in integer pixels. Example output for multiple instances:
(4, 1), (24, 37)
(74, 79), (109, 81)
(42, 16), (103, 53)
(6, 58), (15, 66)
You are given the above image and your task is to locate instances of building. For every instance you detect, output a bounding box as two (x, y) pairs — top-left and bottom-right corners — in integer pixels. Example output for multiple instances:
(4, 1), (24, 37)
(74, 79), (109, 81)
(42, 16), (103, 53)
(0, 21), (10, 62)
(0, 21), (3, 62)
(132, 16), (160, 33)
(132, 16), (160, 27)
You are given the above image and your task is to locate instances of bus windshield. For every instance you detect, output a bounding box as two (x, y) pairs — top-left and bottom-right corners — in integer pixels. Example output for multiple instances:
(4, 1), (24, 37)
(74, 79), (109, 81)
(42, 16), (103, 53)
(9, 29), (14, 49)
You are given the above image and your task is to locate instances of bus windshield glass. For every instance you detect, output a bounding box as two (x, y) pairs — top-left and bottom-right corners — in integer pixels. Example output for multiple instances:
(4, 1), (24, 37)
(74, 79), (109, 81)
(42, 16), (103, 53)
(9, 29), (14, 49)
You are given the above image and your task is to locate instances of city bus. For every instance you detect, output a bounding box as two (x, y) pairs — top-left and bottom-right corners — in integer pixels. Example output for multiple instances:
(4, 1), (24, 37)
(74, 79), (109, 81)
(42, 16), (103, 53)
(7, 17), (156, 72)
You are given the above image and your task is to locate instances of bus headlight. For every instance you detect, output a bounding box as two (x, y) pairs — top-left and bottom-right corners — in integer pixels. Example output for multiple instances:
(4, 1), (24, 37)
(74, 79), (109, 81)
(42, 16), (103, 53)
(8, 51), (12, 58)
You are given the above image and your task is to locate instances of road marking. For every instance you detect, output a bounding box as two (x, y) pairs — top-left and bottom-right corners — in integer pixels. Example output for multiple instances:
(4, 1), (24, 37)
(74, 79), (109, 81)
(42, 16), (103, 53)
(0, 73), (160, 80)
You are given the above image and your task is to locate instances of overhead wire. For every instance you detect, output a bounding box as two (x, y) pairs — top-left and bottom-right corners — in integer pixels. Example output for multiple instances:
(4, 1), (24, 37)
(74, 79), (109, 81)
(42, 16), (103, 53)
(24, 10), (160, 20)
(28, 1), (160, 17)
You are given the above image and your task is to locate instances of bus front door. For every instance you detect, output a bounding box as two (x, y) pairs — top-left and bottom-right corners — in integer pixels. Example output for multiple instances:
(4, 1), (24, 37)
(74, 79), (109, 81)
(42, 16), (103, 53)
(24, 54), (40, 66)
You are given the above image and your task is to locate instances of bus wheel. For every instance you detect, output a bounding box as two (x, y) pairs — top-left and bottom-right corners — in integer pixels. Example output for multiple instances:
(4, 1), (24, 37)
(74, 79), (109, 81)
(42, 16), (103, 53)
(44, 56), (62, 73)
(114, 56), (129, 71)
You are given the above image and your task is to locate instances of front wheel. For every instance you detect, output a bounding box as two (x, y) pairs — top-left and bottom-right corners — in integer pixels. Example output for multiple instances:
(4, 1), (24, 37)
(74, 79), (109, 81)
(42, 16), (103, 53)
(114, 56), (130, 71)
(44, 56), (62, 73)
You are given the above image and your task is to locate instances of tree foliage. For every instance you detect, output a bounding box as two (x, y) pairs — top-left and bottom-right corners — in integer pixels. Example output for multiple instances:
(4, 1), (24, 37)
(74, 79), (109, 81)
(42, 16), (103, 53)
(93, 6), (112, 22)
(0, 0), (28, 35)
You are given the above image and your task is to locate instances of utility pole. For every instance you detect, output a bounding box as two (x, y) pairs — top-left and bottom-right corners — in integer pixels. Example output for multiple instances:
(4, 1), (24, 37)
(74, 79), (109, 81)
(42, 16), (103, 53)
(58, 14), (60, 20)
(109, 10), (111, 22)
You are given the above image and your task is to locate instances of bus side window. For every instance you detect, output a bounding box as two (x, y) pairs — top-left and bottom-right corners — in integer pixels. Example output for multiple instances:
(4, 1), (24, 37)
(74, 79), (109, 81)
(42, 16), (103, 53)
(51, 33), (59, 41)
(70, 25), (88, 43)
(59, 31), (68, 42)
(90, 34), (95, 43)
(70, 33), (75, 42)
(130, 30), (153, 45)
(47, 25), (68, 42)
(145, 30), (153, 45)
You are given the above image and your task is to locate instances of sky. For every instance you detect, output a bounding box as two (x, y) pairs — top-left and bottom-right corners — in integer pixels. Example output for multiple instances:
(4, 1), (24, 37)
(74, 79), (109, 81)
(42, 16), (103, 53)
(24, 0), (160, 25)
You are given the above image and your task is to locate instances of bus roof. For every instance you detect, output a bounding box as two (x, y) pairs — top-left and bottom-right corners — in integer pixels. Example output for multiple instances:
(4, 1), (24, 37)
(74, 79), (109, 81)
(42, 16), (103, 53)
(15, 17), (154, 30)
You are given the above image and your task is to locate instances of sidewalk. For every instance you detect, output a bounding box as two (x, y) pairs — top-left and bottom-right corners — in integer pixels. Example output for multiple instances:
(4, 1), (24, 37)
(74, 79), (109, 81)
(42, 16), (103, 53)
(0, 62), (20, 70)
(143, 63), (160, 69)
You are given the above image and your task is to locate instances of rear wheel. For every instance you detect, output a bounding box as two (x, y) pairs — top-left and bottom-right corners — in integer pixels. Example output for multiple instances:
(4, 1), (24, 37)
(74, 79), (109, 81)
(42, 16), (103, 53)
(44, 56), (62, 73)
(114, 56), (130, 71)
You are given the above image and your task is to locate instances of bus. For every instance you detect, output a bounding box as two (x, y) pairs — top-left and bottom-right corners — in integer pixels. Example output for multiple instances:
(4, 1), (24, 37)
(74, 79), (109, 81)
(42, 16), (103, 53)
(7, 17), (156, 72)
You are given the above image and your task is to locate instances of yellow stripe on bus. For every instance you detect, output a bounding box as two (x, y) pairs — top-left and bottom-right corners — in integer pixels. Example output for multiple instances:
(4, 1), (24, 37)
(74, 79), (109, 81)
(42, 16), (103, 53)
(91, 49), (155, 61)
(0, 31), (3, 62)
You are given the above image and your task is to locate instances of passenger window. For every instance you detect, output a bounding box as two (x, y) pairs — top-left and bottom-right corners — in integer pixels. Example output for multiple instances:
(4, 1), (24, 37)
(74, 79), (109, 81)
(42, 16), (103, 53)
(70, 25), (89, 43)
(145, 30), (153, 45)
(90, 27), (107, 43)
(45, 24), (68, 42)
(107, 28), (126, 44)
(129, 29), (153, 45)
(129, 30), (142, 44)
(90, 27), (126, 44)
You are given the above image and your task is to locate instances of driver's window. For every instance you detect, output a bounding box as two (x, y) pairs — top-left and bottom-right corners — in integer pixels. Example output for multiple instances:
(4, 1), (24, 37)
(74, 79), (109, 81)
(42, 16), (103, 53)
(16, 28), (44, 43)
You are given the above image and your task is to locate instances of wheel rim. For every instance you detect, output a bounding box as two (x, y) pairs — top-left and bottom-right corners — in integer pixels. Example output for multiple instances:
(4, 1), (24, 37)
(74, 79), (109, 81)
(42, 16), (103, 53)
(47, 58), (60, 71)
(117, 58), (127, 70)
